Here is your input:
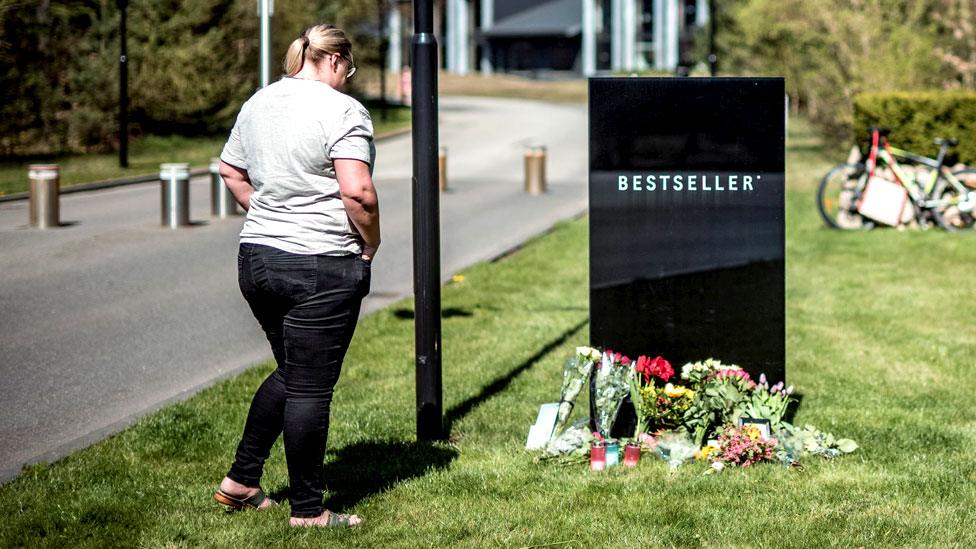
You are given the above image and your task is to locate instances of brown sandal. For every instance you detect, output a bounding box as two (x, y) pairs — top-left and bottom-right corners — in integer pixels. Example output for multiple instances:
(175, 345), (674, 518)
(213, 488), (275, 511)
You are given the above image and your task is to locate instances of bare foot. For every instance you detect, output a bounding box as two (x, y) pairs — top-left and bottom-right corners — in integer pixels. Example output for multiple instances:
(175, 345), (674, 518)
(289, 510), (363, 528)
(218, 477), (274, 510)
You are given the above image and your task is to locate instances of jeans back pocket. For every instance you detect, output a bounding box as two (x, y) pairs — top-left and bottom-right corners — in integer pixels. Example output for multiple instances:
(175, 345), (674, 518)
(260, 253), (318, 302)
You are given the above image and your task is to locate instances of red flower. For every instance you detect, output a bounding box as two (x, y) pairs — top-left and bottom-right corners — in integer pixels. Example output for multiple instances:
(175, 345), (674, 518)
(633, 355), (672, 383)
(634, 355), (653, 384)
(648, 356), (673, 382)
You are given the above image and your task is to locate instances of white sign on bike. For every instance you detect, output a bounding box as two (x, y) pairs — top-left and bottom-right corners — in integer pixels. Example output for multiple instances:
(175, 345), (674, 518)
(857, 176), (909, 226)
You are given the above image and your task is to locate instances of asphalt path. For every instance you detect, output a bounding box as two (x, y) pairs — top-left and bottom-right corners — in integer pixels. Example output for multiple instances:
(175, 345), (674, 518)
(0, 96), (587, 482)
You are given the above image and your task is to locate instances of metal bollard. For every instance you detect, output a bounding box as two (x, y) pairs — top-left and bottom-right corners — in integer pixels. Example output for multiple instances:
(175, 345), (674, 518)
(159, 162), (191, 228)
(524, 146), (547, 195)
(438, 147), (448, 192)
(209, 158), (240, 218)
(28, 164), (60, 228)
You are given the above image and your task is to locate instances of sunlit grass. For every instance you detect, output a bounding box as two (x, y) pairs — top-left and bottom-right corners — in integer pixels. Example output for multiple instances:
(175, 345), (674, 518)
(1, 118), (974, 547)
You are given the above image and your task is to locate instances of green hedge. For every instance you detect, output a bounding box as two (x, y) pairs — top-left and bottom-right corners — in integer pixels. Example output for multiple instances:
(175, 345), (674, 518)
(852, 91), (976, 166)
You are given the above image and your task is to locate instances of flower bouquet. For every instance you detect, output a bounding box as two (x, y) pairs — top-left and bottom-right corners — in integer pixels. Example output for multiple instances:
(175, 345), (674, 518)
(548, 346), (601, 445)
(711, 424), (778, 469)
(589, 350), (633, 439)
(630, 355), (678, 436)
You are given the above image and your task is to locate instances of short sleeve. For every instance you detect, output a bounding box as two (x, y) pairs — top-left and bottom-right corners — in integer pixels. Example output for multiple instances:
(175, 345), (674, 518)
(219, 112), (248, 170)
(330, 104), (374, 166)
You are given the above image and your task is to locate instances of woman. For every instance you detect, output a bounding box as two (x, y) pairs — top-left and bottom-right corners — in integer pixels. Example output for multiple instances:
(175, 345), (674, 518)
(212, 24), (379, 528)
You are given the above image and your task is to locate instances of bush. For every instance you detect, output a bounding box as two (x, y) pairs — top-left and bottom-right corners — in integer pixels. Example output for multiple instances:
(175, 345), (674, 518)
(852, 91), (976, 165)
(0, 0), (378, 156)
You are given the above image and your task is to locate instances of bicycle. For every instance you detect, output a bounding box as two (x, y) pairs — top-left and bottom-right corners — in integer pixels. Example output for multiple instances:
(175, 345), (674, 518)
(817, 127), (976, 231)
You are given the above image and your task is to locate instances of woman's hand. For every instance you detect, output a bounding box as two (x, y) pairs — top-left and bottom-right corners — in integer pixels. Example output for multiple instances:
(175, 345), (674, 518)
(361, 244), (378, 263)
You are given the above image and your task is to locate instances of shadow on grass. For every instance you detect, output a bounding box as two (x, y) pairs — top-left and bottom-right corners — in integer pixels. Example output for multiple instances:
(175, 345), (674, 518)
(302, 341), (801, 513)
(298, 317), (588, 512)
(443, 317), (588, 433)
(783, 393), (804, 425)
(392, 307), (473, 320)
(319, 440), (458, 511)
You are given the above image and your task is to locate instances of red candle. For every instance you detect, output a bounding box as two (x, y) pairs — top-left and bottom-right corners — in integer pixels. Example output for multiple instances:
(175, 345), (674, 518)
(623, 443), (641, 467)
(590, 442), (607, 471)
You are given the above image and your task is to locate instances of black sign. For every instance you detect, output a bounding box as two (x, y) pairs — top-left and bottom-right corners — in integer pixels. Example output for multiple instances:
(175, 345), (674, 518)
(589, 77), (785, 384)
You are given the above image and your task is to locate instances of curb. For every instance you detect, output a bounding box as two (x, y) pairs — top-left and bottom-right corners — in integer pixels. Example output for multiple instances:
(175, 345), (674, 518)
(0, 126), (413, 204)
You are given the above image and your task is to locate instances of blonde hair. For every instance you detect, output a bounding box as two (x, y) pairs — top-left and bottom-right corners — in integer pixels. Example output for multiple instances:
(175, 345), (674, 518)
(283, 24), (354, 77)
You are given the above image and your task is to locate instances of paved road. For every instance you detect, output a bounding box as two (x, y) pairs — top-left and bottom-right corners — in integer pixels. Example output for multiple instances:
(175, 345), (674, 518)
(0, 96), (587, 482)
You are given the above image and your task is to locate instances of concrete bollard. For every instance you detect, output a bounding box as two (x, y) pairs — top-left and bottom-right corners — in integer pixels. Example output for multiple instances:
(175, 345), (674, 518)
(209, 158), (240, 218)
(159, 162), (191, 228)
(438, 147), (448, 192)
(28, 164), (60, 228)
(524, 146), (547, 195)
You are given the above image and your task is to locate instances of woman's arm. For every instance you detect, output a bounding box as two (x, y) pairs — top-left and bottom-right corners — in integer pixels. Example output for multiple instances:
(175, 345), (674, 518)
(219, 160), (253, 211)
(335, 158), (380, 261)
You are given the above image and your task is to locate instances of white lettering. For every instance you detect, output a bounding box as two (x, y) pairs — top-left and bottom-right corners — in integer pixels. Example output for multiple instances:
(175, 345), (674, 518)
(613, 172), (761, 192)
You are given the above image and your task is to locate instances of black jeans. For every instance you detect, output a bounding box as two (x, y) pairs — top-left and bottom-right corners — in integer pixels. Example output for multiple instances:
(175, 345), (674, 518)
(227, 242), (370, 518)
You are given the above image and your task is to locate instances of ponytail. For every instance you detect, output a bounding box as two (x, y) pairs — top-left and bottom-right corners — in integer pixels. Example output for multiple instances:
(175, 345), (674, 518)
(283, 24), (354, 77)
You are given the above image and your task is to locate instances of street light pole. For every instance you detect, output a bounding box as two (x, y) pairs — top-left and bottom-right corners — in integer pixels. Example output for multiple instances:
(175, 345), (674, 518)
(258, 0), (273, 87)
(411, 0), (444, 441)
(117, 0), (128, 168)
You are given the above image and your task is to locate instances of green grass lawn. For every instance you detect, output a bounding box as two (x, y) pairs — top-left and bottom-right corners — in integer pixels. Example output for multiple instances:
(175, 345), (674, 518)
(0, 105), (411, 197)
(2, 118), (975, 547)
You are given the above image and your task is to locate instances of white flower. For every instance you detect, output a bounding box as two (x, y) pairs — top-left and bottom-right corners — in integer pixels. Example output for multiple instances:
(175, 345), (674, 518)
(576, 346), (602, 362)
(711, 461), (725, 472)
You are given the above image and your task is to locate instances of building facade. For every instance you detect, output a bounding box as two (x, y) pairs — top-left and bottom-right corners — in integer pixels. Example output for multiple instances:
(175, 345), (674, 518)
(386, 0), (709, 77)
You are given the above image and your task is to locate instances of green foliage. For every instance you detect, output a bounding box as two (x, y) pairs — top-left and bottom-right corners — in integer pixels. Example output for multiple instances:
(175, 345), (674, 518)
(0, 0), (378, 156)
(718, 0), (951, 139)
(853, 90), (976, 164)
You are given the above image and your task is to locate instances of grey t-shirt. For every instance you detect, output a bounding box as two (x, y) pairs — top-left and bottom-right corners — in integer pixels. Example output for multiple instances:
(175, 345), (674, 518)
(220, 77), (375, 255)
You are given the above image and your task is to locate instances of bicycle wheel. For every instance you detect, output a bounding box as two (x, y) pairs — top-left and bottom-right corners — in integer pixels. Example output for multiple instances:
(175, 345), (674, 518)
(930, 169), (976, 232)
(817, 163), (874, 230)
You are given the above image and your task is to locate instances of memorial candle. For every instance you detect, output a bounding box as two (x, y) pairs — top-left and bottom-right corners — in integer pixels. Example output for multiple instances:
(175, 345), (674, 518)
(590, 442), (606, 471)
(623, 442), (641, 467)
(605, 440), (620, 468)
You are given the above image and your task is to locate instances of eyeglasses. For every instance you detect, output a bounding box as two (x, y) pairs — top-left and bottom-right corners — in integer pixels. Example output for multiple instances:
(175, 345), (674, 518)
(332, 53), (356, 80)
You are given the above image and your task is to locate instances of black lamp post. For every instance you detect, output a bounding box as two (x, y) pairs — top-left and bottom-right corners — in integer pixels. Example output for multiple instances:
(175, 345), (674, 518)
(411, 0), (444, 441)
(117, 0), (128, 168)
